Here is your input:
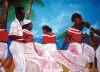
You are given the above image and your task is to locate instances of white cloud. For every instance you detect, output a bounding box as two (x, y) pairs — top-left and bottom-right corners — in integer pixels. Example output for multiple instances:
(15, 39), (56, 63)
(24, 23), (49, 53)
(39, 12), (67, 34)
(91, 22), (100, 29)
(40, 17), (50, 26)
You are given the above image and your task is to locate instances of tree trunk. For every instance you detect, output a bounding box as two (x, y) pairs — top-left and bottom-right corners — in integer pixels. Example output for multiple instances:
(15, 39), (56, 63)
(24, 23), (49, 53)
(26, 0), (33, 20)
(0, 0), (9, 29)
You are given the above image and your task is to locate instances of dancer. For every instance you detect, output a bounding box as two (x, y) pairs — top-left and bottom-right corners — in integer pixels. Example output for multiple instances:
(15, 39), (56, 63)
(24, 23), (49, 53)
(82, 18), (100, 72)
(22, 20), (47, 72)
(89, 32), (98, 69)
(35, 26), (63, 72)
(52, 13), (95, 72)
(9, 7), (26, 72)
(0, 23), (8, 72)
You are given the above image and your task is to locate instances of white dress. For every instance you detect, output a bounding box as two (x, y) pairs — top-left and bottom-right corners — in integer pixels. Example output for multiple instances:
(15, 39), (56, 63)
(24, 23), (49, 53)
(51, 27), (95, 72)
(23, 29), (48, 72)
(52, 43), (94, 72)
(34, 34), (63, 72)
(96, 46), (100, 72)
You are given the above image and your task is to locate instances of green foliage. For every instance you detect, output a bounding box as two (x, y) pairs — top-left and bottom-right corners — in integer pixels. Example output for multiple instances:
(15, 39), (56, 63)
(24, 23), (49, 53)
(7, 6), (15, 21)
(10, 0), (29, 7)
(0, 0), (45, 21)
(30, 9), (36, 20)
(57, 32), (66, 38)
(33, 0), (45, 8)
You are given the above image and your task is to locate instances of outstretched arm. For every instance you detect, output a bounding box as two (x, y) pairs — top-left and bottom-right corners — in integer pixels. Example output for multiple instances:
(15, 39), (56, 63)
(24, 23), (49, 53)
(84, 22), (100, 36)
(9, 35), (27, 40)
(9, 35), (24, 40)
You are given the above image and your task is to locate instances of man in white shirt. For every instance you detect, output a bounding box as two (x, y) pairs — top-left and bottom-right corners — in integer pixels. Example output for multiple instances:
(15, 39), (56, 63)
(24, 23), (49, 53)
(9, 7), (26, 72)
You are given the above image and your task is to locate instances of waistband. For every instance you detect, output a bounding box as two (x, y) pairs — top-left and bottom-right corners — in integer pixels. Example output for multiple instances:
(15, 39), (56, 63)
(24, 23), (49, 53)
(23, 41), (33, 43)
(44, 43), (55, 44)
(0, 42), (7, 43)
(13, 40), (23, 43)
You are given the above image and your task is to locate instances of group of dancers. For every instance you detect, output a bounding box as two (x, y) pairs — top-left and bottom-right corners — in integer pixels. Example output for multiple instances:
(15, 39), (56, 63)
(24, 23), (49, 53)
(0, 7), (100, 72)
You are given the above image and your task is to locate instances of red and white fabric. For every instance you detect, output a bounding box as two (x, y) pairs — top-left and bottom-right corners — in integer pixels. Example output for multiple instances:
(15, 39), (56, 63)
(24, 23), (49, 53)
(34, 34), (63, 72)
(9, 18), (25, 72)
(52, 43), (94, 72)
(42, 34), (56, 44)
(51, 27), (94, 72)
(0, 29), (8, 72)
(67, 27), (82, 43)
(23, 29), (48, 72)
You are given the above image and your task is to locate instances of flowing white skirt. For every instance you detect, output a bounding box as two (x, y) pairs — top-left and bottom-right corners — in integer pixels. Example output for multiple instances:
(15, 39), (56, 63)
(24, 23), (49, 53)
(0, 42), (8, 60)
(0, 42), (8, 72)
(34, 42), (63, 72)
(23, 42), (48, 72)
(96, 46), (100, 72)
(52, 42), (95, 72)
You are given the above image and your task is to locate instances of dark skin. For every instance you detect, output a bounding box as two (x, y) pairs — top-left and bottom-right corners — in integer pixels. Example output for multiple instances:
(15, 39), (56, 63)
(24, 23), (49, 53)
(89, 32), (99, 50)
(84, 22), (100, 36)
(0, 24), (6, 29)
(27, 22), (33, 31)
(23, 23), (33, 43)
(89, 32), (98, 68)
(9, 9), (26, 40)
(42, 29), (54, 36)
(61, 18), (100, 50)
(61, 18), (84, 50)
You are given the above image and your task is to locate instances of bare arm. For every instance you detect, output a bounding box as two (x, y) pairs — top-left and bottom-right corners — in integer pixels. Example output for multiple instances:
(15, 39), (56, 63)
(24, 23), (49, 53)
(9, 35), (23, 40)
(84, 22), (100, 36)
(60, 35), (70, 50)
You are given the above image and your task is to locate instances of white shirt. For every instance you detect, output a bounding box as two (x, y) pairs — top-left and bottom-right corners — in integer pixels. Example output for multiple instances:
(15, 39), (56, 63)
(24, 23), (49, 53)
(9, 18), (23, 40)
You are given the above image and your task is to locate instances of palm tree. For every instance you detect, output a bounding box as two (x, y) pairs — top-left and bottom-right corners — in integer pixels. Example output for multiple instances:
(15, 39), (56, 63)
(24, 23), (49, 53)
(26, 0), (33, 19)
(7, 0), (45, 21)
(0, 0), (45, 28)
(0, 0), (45, 69)
(26, 0), (45, 19)
(0, 0), (9, 29)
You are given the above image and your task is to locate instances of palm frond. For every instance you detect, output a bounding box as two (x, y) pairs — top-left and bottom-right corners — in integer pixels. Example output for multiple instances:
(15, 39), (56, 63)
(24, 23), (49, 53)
(7, 6), (15, 21)
(33, 0), (45, 8)
(30, 9), (36, 20)
(10, 0), (29, 7)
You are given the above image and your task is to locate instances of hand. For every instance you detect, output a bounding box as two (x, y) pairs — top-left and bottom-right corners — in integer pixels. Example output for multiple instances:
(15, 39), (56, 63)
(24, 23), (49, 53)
(84, 22), (91, 28)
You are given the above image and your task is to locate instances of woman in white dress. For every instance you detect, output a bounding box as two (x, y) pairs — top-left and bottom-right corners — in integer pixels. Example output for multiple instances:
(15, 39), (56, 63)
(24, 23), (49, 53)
(22, 20), (47, 72)
(51, 13), (95, 72)
(35, 26), (63, 72)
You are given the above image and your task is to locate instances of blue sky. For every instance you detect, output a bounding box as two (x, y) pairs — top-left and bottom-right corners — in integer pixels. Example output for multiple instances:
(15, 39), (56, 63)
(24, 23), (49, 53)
(31, 0), (100, 38)
(1, 0), (100, 38)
